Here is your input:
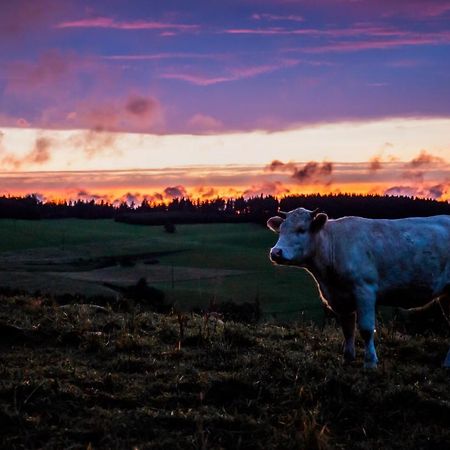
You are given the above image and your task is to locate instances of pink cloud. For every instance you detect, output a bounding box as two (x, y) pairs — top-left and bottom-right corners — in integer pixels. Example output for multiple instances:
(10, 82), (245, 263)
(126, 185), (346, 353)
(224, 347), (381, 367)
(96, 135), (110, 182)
(249, 0), (450, 20)
(226, 27), (288, 36)
(243, 181), (290, 198)
(0, 0), (67, 39)
(225, 25), (409, 38)
(28, 137), (52, 164)
(161, 59), (299, 86)
(385, 183), (449, 200)
(251, 13), (304, 22)
(103, 52), (222, 61)
(160, 73), (234, 86)
(188, 114), (223, 132)
(229, 25), (450, 42)
(2, 49), (164, 133)
(304, 34), (450, 53)
(6, 50), (75, 93)
(55, 17), (199, 33)
(125, 95), (158, 118)
(408, 150), (445, 168)
(375, 0), (450, 18)
(4, 50), (108, 105)
(2, 160), (450, 201)
(16, 118), (30, 127)
(422, 3), (450, 17)
(67, 94), (163, 156)
(224, 25), (450, 52)
(401, 150), (446, 183)
(369, 156), (383, 172)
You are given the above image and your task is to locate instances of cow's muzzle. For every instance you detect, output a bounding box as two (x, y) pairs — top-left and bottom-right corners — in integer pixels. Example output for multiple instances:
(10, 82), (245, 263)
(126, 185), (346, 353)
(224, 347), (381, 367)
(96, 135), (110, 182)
(270, 247), (286, 264)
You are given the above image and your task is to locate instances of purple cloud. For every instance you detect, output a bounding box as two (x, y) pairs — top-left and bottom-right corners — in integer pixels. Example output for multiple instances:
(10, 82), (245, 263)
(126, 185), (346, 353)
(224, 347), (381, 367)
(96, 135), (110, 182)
(164, 185), (187, 198)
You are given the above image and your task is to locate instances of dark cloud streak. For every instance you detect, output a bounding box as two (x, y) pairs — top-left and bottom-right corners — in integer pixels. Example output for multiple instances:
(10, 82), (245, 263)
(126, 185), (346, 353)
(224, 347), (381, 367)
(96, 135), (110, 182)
(0, 136), (52, 170)
(267, 159), (333, 184)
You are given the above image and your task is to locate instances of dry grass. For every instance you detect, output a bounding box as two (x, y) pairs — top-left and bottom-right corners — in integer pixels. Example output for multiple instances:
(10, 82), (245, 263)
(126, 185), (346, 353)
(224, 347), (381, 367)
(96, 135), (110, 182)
(1, 294), (449, 449)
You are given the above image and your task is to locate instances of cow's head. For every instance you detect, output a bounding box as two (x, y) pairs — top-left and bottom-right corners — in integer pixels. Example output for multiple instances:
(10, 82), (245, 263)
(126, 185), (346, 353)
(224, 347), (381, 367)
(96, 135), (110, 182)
(267, 207), (328, 265)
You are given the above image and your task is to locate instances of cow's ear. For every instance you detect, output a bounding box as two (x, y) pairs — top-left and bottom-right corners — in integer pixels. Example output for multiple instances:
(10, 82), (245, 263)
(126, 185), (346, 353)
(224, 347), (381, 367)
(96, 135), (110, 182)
(310, 213), (328, 232)
(267, 216), (284, 233)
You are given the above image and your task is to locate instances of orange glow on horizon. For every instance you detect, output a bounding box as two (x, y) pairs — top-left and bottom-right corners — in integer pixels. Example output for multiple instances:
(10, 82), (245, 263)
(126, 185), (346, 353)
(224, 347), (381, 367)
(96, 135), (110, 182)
(4, 181), (449, 205)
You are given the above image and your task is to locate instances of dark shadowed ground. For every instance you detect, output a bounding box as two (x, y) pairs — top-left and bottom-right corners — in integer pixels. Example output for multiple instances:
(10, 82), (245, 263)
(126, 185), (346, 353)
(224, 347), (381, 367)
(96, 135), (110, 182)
(1, 294), (449, 449)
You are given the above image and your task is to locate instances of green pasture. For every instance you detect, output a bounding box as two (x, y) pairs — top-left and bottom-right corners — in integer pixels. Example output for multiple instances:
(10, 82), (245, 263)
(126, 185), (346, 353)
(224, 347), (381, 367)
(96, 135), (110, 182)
(0, 219), (322, 320)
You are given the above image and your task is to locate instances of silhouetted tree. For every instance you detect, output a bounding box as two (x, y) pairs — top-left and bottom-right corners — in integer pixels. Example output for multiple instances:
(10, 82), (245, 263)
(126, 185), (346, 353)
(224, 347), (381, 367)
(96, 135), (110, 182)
(0, 193), (449, 224)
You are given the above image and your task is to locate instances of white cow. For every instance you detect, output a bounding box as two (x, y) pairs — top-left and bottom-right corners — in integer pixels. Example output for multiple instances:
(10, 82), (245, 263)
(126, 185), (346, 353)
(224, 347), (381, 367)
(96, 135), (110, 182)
(267, 207), (450, 368)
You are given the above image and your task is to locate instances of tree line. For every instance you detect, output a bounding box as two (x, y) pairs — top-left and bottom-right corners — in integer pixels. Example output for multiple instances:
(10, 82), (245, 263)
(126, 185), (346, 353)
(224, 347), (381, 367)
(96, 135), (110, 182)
(0, 193), (449, 223)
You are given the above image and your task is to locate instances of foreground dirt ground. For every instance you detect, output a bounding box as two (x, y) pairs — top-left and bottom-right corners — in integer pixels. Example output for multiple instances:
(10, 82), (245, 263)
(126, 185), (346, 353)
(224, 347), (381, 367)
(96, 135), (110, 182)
(1, 294), (449, 449)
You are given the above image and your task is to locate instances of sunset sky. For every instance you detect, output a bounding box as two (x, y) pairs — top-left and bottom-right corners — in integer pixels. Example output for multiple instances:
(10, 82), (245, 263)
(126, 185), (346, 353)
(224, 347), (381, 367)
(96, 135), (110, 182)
(1, 0), (449, 203)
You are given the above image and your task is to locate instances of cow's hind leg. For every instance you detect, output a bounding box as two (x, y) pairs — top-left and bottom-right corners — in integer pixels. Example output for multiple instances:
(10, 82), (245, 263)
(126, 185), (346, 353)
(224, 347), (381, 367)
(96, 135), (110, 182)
(437, 291), (450, 367)
(355, 286), (378, 369)
(340, 312), (356, 362)
(397, 292), (450, 367)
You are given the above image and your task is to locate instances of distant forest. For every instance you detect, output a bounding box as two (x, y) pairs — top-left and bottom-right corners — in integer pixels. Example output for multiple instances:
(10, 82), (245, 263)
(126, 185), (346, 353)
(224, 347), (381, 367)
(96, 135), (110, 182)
(1, 193), (449, 224)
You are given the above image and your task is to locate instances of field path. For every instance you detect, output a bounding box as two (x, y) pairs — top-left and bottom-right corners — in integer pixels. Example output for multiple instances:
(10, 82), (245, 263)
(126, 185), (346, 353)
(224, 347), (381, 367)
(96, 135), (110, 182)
(53, 263), (247, 285)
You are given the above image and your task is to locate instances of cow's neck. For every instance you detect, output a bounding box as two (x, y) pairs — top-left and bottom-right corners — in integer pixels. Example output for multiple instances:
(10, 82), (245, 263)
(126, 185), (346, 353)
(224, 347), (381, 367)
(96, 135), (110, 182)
(303, 224), (334, 283)
(302, 224), (347, 311)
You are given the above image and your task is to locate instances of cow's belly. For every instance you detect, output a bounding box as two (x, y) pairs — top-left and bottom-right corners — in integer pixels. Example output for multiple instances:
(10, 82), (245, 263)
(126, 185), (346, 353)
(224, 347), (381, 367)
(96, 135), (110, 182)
(376, 262), (449, 308)
(377, 286), (436, 309)
(317, 282), (356, 315)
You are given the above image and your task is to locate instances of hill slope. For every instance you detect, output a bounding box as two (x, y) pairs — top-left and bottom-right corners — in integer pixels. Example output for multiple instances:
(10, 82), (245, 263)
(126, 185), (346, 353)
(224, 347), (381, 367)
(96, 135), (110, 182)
(1, 294), (449, 449)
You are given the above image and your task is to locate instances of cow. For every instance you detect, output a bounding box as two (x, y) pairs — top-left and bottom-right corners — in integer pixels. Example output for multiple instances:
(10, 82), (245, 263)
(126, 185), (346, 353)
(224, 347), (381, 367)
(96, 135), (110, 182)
(267, 207), (450, 368)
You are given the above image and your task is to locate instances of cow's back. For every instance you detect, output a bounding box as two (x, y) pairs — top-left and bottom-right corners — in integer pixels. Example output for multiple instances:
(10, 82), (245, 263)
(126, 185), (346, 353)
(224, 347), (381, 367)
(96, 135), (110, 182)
(327, 215), (450, 306)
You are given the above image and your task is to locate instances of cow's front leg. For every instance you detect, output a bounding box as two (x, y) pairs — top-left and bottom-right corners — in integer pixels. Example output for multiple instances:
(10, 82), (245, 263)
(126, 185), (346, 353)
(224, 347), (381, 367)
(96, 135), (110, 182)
(340, 312), (356, 362)
(355, 288), (378, 368)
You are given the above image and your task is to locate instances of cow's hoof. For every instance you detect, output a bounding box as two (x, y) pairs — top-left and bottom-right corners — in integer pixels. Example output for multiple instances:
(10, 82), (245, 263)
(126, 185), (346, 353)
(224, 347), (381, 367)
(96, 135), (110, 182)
(363, 360), (378, 369)
(443, 349), (450, 368)
(343, 352), (356, 364)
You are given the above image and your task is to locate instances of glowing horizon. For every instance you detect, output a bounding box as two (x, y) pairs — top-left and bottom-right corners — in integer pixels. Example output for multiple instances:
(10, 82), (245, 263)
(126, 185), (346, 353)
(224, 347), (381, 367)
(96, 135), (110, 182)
(1, 117), (449, 202)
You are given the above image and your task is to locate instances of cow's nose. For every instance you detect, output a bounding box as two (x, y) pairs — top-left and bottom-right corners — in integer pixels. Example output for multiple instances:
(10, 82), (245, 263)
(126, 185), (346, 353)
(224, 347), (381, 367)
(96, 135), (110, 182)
(270, 247), (283, 261)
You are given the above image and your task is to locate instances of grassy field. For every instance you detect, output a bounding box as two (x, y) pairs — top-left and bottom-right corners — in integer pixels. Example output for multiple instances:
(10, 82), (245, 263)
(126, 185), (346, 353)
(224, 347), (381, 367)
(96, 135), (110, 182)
(0, 219), (321, 320)
(1, 294), (449, 449)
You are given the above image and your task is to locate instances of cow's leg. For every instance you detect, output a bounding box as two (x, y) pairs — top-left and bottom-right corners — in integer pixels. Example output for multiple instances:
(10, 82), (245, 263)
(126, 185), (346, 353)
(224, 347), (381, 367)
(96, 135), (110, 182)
(437, 291), (450, 319)
(340, 312), (356, 362)
(437, 292), (450, 367)
(355, 287), (378, 368)
(400, 293), (450, 317)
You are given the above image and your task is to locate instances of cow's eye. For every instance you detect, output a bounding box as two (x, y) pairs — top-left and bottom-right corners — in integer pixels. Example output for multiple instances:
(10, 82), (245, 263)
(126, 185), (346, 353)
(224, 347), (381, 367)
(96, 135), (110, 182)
(296, 227), (306, 234)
